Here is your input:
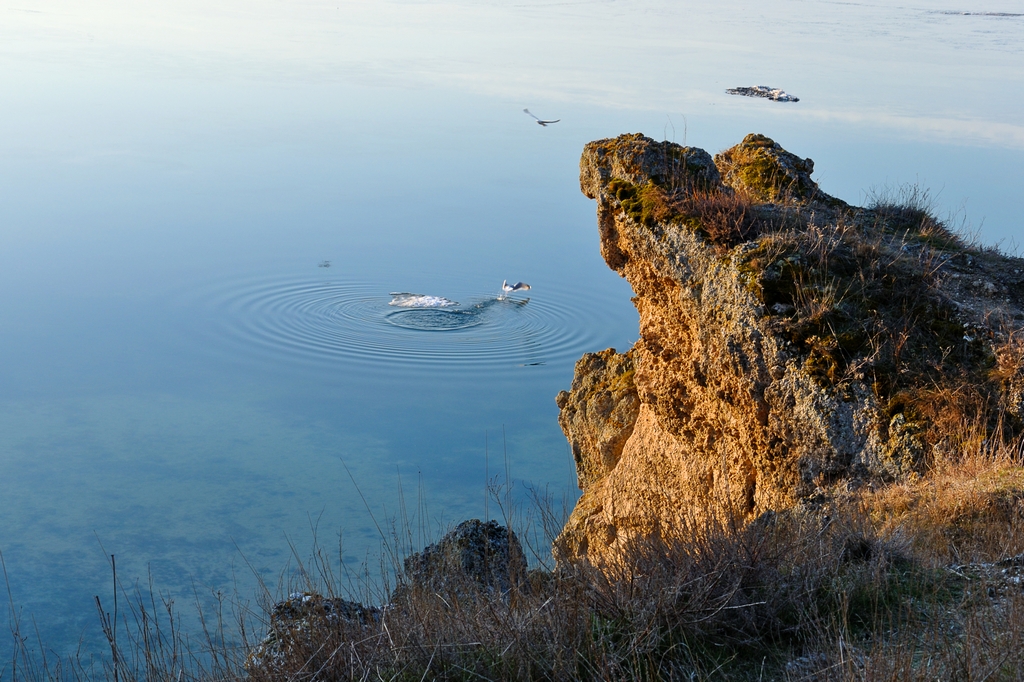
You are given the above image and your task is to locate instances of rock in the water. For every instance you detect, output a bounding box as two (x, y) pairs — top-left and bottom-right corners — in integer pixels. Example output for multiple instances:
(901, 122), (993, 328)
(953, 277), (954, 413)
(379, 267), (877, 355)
(398, 519), (527, 599)
(558, 132), (1024, 568)
(726, 85), (799, 102)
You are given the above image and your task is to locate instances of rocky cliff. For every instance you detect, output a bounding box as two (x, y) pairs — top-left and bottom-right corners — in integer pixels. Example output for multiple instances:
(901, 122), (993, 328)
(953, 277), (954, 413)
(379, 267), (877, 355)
(556, 133), (1024, 566)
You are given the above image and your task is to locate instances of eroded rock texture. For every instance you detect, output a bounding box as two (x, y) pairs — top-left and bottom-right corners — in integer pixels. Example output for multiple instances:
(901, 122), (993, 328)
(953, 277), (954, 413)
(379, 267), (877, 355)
(556, 349), (639, 490)
(399, 519), (527, 598)
(556, 132), (1024, 567)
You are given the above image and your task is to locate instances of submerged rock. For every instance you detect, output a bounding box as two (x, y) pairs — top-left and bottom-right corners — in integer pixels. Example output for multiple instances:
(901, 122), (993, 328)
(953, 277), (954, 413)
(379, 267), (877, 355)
(557, 132), (1024, 567)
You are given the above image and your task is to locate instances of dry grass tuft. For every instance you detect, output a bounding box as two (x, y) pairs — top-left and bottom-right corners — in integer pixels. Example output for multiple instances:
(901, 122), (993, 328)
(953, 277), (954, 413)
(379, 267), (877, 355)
(867, 444), (1024, 565)
(867, 183), (966, 251)
(675, 186), (763, 247)
(237, 501), (936, 681)
(606, 175), (778, 250)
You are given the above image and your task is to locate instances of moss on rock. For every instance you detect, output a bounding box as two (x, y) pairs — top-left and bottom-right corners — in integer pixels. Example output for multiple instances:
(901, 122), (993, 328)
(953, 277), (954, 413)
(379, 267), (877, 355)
(714, 133), (836, 205)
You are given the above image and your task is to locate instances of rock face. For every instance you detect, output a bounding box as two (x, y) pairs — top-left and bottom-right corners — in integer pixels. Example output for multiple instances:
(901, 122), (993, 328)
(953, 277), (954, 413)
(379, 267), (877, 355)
(556, 349), (640, 491)
(556, 132), (1024, 567)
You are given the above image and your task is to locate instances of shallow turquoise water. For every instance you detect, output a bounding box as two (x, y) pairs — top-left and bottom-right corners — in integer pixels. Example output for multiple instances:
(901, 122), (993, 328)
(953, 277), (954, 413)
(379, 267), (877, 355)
(1, 0), (1022, 663)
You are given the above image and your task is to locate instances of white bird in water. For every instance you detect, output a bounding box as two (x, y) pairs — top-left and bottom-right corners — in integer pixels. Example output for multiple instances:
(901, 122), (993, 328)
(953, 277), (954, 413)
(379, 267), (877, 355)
(523, 109), (560, 126)
(501, 280), (531, 299)
(502, 280), (531, 292)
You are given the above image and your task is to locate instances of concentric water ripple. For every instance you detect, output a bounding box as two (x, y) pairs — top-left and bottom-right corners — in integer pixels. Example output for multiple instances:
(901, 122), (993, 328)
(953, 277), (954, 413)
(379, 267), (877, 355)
(385, 307), (485, 332)
(193, 273), (623, 372)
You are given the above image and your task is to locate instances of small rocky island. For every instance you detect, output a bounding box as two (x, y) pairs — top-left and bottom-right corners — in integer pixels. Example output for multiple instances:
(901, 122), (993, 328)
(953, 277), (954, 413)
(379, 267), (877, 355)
(245, 134), (1024, 680)
(726, 85), (800, 102)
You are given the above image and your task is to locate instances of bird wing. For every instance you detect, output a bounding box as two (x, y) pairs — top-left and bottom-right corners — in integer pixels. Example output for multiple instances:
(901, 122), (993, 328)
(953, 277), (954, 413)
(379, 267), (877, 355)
(539, 119), (560, 125)
(511, 282), (531, 291)
(523, 109), (540, 121)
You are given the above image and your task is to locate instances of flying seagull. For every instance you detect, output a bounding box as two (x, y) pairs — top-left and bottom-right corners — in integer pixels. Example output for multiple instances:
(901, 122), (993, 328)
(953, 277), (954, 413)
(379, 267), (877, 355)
(523, 109), (560, 126)
(502, 280), (531, 292)
(501, 280), (531, 297)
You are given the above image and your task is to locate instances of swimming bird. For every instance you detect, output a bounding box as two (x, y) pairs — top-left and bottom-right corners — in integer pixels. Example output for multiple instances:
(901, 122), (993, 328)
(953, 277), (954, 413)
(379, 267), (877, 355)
(501, 280), (531, 298)
(523, 109), (560, 126)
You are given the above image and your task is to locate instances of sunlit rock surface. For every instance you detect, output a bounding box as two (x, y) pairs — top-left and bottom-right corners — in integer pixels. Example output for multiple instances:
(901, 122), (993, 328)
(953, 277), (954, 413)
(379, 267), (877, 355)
(556, 132), (1024, 567)
(556, 349), (640, 491)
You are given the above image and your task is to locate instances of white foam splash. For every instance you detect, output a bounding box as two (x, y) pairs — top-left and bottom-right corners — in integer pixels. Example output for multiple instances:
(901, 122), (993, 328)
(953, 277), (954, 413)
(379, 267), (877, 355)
(388, 292), (460, 308)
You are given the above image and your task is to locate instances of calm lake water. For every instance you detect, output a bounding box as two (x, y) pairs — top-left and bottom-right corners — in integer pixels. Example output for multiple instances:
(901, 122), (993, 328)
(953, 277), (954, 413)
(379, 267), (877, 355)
(2, 0), (1022, 663)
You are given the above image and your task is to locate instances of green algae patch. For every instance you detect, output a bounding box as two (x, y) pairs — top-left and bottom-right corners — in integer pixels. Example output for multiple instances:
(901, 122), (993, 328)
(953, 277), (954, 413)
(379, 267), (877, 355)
(607, 178), (677, 226)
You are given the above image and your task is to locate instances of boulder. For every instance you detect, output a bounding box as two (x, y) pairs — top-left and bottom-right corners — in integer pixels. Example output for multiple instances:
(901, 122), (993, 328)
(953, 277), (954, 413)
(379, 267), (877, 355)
(714, 133), (832, 204)
(398, 519), (527, 599)
(247, 520), (526, 673)
(245, 592), (379, 674)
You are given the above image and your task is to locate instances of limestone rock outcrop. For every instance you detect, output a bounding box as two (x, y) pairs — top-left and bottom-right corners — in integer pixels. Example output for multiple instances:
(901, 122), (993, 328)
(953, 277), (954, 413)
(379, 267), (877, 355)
(714, 133), (828, 204)
(556, 349), (639, 490)
(556, 132), (1024, 567)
